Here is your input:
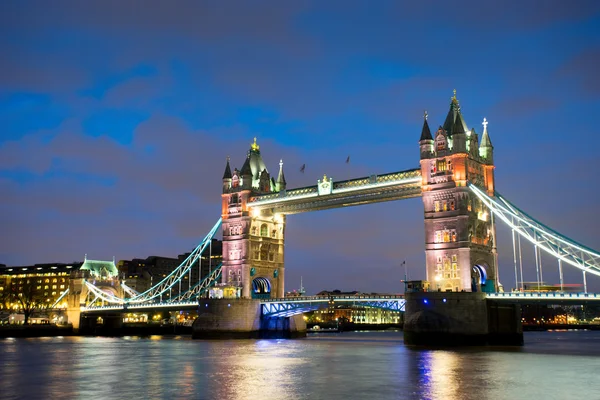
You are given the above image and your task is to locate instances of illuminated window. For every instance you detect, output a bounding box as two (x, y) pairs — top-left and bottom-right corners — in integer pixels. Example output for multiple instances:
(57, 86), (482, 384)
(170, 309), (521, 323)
(436, 159), (447, 172)
(450, 200), (455, 211)
(443, 230), (450, 243)
(260, 224), (268, 237)
(434, 201), (440, 212)
(451, 230), (457, 242)
(452, 255), (457, 262)
(443, 202), (448, 212)
(435, 231), (442, 243)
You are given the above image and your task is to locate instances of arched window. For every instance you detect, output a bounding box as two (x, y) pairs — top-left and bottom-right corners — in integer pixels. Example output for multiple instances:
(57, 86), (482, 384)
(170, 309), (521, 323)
(260, 224), (268, 237)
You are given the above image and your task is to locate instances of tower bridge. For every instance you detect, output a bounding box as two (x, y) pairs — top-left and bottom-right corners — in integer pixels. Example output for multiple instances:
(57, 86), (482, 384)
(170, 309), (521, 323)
(68, 91), (600, 344)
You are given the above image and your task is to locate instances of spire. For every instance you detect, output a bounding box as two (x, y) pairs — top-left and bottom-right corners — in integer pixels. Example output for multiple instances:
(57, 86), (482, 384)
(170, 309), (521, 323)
(479, 118), (494, 163)
(480, 118), (493, 147)
(277, 159), (286, 190)
(419, 110), (433, 141)
(240, 153), (252, 176)
(451, 112), (466, 135)
(222, 156), (232, 179)
(443, 89), (468, 135)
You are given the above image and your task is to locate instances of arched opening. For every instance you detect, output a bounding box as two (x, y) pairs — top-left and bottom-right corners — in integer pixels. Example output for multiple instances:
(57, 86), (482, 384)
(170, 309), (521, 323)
(251, 277), (271, 299)
(471, 264), (492, 293)
(260, 224), (268, 237)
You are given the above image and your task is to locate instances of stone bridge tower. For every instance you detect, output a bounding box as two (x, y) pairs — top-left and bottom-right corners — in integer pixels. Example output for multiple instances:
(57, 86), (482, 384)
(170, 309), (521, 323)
(221, 139), (286, 299)
(419, 91), (498, 292)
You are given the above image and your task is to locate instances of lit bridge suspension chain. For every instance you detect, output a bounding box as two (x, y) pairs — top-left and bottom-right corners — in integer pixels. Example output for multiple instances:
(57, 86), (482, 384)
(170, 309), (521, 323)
(469, 183), (600, 277)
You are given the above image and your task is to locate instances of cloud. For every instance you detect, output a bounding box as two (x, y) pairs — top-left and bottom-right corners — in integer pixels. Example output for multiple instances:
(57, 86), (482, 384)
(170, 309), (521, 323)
(559, 47), (600, 97)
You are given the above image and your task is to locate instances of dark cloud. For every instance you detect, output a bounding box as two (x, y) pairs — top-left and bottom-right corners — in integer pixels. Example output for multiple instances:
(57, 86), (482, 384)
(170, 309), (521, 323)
(1, 1), (600, 292)
(559, 47), (600, 97)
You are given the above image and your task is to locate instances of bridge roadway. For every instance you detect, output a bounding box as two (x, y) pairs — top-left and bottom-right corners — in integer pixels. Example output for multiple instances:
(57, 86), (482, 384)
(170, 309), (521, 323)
(79, 292), (600, 315)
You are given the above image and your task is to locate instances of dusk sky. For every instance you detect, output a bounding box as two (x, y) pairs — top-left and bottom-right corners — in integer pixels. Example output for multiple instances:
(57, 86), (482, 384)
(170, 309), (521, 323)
(2, 1), (600, 294)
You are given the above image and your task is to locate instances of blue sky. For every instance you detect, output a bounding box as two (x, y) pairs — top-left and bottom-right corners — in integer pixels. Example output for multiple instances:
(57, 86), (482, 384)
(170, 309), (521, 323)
(1, 1), (600, 293)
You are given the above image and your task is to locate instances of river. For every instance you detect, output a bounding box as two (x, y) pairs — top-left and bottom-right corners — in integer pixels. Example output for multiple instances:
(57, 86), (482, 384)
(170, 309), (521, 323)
(1, 330), (599, 400)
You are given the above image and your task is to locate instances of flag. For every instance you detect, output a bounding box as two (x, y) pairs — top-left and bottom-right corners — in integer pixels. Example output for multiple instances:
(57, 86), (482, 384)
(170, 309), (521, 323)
(346, 155), (350, 164)
(300, 164), (306, 173)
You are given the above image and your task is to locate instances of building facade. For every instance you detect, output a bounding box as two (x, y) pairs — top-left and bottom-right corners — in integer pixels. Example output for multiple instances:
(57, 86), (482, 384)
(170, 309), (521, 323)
(221, 138), (286, 299)
(419, 92), (497, 292)
(0, 262), (80, 315)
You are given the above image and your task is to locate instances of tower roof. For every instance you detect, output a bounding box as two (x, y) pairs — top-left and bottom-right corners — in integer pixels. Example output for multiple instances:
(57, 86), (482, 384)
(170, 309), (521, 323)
(277, 159), (286, 186)
(442, 89), (469, 135)
(419, 111), (433, 141)
(80, 258), (118, 278)
(451, 111), (467, 135)
(222, 156), (232, 179)
(480, 118), (493, 147)
(247, 137), (268, 182)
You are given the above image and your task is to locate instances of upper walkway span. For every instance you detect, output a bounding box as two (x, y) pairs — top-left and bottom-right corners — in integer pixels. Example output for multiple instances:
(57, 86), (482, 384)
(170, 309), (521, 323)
(248, 168), (422, 214)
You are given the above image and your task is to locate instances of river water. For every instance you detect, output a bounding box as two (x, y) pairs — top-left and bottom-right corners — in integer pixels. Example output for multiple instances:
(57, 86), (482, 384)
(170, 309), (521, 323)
(1, 330), (599, 400)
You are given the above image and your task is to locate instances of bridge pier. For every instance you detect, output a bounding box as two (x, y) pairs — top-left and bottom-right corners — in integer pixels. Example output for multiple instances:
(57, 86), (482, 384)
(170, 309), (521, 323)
(192, 299), (306, 339)
(403, 292), (522, 346)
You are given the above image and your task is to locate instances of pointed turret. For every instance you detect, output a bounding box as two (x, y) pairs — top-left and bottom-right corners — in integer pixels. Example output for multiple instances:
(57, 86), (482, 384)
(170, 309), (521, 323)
(277, 159), (286, 191)
(222, 156), (232, 192)
(240, 153), (252, 189)
(442, 89), (469, 135)
(419, 111), (433, 141)
(451, 111), (467, 153)
(479, 118), (494, 163)
(419, 111), (434, 159)
(223, 156), (232, 179)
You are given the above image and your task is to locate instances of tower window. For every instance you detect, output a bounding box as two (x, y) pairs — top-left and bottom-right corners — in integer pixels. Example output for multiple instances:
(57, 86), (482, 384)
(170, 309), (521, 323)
(260, 224), (268, 237)
(436, 159), (447, 172)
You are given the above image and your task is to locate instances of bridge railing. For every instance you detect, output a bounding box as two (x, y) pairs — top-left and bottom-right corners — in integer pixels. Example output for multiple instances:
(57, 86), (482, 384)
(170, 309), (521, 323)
(487, 292), (600, 300)
(262, 294), (405, 303)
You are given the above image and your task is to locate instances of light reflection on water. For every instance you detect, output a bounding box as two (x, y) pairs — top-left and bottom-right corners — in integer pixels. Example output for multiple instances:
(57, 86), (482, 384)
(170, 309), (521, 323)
(1, 331), (600, 400)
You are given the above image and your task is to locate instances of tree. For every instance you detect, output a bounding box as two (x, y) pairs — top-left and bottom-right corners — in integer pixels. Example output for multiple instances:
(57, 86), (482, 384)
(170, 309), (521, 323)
(6, 280), (48, 325)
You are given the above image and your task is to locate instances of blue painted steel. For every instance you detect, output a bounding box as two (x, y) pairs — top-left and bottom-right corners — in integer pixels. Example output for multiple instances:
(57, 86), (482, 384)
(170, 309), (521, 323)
(260, 295), (406, 317)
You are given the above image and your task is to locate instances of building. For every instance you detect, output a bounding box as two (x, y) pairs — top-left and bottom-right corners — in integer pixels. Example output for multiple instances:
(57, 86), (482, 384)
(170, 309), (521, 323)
(419, 91), (497, 293)
(0, 262), (81, 315)
(221, 139), (287, 299)
(117, 239), (223, 296)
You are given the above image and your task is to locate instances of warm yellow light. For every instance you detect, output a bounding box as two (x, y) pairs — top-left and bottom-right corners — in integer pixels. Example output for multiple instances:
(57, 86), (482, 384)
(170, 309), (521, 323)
(251, 208), (260, 218)
(435, 275), (442, 282)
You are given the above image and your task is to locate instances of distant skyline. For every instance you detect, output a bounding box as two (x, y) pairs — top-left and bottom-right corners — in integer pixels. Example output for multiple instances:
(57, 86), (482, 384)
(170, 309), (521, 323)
(2, 1), (600, 293)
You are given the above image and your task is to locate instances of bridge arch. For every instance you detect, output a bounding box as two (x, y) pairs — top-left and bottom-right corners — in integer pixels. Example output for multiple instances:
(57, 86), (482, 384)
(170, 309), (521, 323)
(252, 277), (272, 299)
(471, 263), (491, 293)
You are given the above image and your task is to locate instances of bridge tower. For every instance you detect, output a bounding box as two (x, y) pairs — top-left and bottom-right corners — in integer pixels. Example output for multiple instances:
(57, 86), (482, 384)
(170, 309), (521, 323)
(419, 91), (498, 292)
(221, 138), (286, 299)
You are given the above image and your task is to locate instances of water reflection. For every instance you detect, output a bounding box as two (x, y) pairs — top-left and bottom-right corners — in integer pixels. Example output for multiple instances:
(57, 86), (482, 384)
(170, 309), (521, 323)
(1, 332), (600, 400)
